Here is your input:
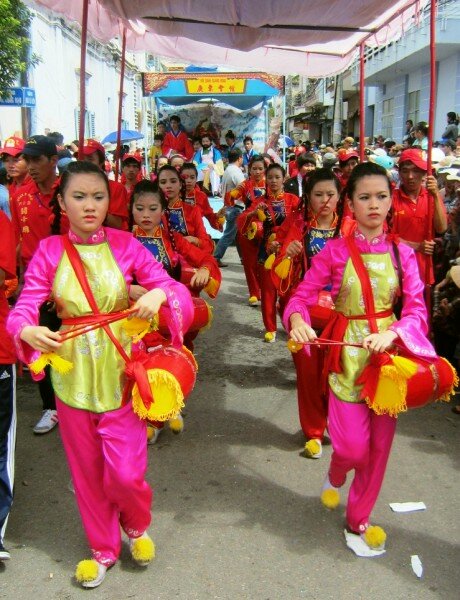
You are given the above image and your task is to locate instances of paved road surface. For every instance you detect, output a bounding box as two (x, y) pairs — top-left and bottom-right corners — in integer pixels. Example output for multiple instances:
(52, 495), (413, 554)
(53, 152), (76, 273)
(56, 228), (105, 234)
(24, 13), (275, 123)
(1, 247), (459, 599)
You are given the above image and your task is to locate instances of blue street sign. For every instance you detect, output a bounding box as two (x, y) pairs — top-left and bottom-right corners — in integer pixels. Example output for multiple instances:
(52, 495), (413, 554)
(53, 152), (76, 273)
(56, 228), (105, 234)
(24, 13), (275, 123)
(0, 87), (36, 107)
(23, 88), (36, 107)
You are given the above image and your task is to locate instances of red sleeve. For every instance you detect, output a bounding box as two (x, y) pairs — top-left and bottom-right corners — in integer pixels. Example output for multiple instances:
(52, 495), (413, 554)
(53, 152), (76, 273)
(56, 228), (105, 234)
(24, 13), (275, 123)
(0, 212), (16, 278)
(108, 181), (129, 222)
(174, 232), (221, 297)
(186, 205), (215, 254)
(183, 136), (194, 160)
(195, 189), (222, 231)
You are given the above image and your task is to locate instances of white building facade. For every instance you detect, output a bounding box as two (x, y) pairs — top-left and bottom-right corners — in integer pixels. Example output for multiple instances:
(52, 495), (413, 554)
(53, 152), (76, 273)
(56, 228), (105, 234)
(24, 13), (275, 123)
(0, 2), (147, 144)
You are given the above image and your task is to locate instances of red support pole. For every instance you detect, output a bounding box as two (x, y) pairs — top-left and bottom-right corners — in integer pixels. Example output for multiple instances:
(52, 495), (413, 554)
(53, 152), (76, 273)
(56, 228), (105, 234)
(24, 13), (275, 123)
(359, 43), (365, 161)
(427, 0), (437, 175)
(425, 0), (437, 327)
(114, 28), (127, 182)
(78, 0), (89, 159)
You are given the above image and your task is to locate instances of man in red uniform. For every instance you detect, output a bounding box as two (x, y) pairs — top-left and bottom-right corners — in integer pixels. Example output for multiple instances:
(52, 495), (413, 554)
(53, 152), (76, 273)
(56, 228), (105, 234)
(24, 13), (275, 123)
(0, 136), (31, 197)
(78, 139), (129, 229)
(391, 148), (447, 285)
(162, 115), (193, 160)
(10, 135), (60, 434)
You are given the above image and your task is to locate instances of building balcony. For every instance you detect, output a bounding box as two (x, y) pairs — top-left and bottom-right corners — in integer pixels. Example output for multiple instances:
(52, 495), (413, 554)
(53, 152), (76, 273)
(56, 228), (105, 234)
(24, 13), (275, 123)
(351, 0), (460, 85)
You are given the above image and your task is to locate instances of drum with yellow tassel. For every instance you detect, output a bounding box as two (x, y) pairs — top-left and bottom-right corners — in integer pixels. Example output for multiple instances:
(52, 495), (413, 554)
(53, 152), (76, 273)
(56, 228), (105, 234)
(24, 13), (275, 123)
(246, 220), (264, 241)
(131, 345), (197, 422)
(403, 356), (457, 409)
(360, 353), (458, 417)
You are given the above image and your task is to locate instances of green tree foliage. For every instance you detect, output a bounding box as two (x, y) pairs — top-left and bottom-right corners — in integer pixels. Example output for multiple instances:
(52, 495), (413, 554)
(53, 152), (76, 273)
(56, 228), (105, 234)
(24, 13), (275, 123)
(0, 0), (34, 99)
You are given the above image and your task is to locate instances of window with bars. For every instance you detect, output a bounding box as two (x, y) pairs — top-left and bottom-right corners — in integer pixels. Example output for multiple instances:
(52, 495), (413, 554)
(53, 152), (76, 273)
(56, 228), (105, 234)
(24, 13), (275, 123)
(381, 98), (394, 138)
(407, 91), (420, 125)
(74, 109), (96, 139)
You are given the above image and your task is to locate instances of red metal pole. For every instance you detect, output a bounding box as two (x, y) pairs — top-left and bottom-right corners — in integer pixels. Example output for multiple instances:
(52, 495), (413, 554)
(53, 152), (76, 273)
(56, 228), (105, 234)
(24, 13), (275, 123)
(78, 0), (89, 159)
(426, 0), (437, 175)
(359, 43), (365, 161)
(425, 0), (437, 326)
(114, 28), (127, 181)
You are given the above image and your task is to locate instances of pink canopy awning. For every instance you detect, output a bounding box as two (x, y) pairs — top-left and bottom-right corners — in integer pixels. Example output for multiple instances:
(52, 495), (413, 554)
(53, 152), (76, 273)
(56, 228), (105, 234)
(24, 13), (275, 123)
(33, 0), (427, 77)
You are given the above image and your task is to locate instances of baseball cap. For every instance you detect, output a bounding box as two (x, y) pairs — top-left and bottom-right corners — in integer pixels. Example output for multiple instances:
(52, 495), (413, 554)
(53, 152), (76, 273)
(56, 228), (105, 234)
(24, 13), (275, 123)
(398, 148), (427, 171)
(122, 153), (142, 165)
(22, 135), (58, 157)
(77, 139), (105, 156)
(0, 136), (25, 157)
(371, 155), (395, 170)
(338, 150), (359, 163)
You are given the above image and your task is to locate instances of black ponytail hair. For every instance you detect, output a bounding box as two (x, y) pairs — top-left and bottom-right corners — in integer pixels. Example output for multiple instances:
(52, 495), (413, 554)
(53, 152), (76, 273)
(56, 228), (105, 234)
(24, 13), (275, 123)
(50, 160), (110, 235)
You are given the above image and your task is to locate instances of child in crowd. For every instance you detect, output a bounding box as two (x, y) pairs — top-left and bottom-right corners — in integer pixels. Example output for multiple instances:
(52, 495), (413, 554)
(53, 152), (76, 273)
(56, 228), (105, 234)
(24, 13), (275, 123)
(7, 161), (193, 587)
(284, 162), (438, 551)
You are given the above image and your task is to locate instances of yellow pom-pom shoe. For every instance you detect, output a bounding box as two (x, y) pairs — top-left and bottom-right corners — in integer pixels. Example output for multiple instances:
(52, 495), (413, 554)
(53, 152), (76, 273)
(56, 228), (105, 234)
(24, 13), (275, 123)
(304, 438), (323, 459)
(147, 425), (163, 445)
(169, 413), (184, 434)
(360, 524), (387, 551)
(75, 559), (107, 588)
(320, 474), (340, 509)
(248, 296), (259, 306)
(129, 532), (156, 567)
(264, 331), (276, 343)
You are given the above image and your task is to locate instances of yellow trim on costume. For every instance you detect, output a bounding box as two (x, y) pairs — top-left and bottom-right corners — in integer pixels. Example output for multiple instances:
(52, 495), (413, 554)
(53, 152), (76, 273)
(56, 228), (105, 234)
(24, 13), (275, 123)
(29, 352), (74, 375)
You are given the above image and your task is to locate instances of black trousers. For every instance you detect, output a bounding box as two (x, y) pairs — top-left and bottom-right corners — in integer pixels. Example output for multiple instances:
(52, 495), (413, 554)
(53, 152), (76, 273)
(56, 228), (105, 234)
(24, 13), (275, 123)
(38, 303), (61, 411)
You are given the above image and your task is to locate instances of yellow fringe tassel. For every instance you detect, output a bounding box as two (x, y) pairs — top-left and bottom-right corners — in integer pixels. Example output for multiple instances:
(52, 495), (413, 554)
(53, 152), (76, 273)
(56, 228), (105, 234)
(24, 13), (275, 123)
(201, 302), (213, 332)
(437, 357), (459, 403)
(29, 352), (74, 375)
(217, 215), (226, 225)
(121, 316), (152, 343)
(274, 256), (292, 280)
(247, 222), (258, 240)
(204, 277), (219, 298)
(268, 233), (276, 243)
(366, 356), (418, 417)
(132, 368), (185, 422)
(264, 253), (276, 270)
(257, 208), (266, 221)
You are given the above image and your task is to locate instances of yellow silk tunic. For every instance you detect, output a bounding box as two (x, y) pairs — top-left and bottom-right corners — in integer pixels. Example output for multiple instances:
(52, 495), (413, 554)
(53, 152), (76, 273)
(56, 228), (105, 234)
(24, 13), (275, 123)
(329, 252), (398, 403)
(51, 242), (131, 413)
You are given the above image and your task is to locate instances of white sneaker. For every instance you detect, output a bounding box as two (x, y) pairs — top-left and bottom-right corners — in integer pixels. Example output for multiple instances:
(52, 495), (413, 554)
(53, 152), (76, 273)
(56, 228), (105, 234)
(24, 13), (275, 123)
(33, 409), (58, 434)
(147, 425), (163, 445)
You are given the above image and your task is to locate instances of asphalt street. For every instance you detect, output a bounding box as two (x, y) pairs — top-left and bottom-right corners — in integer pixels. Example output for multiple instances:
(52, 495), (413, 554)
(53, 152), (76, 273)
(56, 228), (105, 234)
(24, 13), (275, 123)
(1, 247), (459, 600)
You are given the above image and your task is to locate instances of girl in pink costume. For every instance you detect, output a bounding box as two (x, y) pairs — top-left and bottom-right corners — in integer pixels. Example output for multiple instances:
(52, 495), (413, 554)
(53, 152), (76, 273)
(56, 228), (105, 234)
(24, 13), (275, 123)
(7, 162), (193, 587)
(284, 162), (437, 551)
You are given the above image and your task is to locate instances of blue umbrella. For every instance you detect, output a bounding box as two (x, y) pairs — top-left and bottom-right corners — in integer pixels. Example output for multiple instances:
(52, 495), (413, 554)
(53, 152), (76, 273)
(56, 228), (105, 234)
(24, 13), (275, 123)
(278, 134), (296, 148)
(101, 129), (144, 144)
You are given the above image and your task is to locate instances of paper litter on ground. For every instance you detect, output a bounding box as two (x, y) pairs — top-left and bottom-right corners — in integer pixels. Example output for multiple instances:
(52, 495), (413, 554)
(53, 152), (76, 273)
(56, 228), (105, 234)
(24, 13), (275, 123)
(389, 502), (427, 513)
(343, 530), (386, 558)
(411, 555), (423, 578)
